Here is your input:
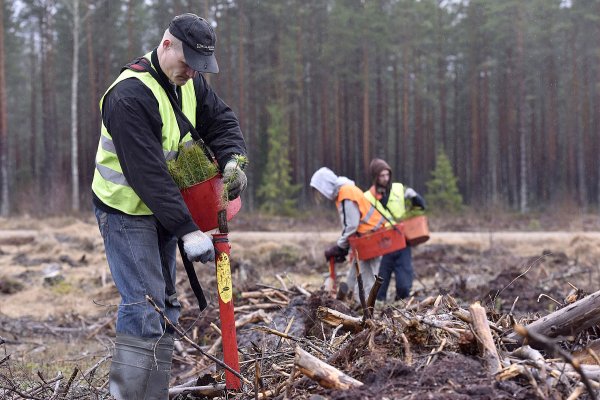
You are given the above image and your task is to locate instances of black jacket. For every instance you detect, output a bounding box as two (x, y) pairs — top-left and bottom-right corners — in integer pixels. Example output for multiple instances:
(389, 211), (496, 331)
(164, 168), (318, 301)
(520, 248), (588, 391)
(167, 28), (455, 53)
(93, 49), (246, 238)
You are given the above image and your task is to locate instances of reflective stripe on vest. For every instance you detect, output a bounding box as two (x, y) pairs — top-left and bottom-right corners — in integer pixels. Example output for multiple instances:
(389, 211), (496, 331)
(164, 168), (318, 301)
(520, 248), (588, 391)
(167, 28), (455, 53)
(336, 184), (386, 234)
(91, 53), (196, 214)
(100, 135), (179, 166)
(364, 182), (405, 222)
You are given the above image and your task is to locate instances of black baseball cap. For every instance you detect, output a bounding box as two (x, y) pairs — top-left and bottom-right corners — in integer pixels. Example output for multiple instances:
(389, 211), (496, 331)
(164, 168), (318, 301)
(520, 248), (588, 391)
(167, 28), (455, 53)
(169, 13), (219, 74)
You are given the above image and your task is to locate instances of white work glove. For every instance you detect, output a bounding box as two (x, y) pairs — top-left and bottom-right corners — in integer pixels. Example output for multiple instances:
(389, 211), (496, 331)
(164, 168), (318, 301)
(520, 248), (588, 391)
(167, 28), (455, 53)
(404, 187), (417, 199)
(181, 230), (215, 263)
(222, 159), (247, 200)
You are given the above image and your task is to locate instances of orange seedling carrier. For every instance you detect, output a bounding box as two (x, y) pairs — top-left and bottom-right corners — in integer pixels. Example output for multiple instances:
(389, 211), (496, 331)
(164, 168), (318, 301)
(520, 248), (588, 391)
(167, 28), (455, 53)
(180, 174), (242, 232)
(400, 215), (430, 246)
(348, 225), (407, 260)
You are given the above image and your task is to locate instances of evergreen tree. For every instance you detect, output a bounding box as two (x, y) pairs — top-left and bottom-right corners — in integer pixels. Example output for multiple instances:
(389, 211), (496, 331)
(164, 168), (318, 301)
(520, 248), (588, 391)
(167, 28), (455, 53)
(426, 150), (463, 214)
(257, 104), (300, 216)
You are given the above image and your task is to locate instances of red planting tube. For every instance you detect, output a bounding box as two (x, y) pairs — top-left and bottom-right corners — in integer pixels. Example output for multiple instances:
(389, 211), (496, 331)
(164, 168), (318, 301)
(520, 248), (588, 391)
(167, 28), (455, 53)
(212, 233), (241, 390)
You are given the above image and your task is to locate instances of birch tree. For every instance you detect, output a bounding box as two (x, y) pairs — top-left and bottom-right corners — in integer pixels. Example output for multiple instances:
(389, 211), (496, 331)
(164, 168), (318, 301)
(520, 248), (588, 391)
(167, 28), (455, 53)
(70, 0), (80, 211)
(63, 0), (105, 212)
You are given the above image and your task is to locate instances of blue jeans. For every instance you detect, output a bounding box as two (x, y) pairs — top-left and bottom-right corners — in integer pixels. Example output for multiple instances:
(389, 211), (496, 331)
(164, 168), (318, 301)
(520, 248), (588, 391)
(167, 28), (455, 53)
(376, 246), (413, 301)
(95, 207), (180, 338)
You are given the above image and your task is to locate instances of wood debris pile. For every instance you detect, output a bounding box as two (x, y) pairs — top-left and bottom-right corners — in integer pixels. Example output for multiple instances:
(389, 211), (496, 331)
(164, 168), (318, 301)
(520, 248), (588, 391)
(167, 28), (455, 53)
(3, 277), (600, 399)
(164, 279), (600, 400)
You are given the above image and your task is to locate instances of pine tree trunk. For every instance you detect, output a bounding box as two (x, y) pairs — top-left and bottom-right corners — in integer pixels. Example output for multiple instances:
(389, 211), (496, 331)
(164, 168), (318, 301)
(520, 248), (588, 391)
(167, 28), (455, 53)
(70, 0), (80, 212)
(30, 31), (38, 193)
(516, 4), (527, 213)
(401, 44), (410, 178)
(469, 65), (479, 201)
(579, 59), (590, 210)
(375, 54), (384, 158)
(334, 77), (341, 170)
(544, 50), (559, 203)
(361, 45), (370, 173)
(437, 7), (447, 150)
(481, 67), (491, 202)
(597, 2), (600, 212)
(320, 83), (329, 164)
(393, 57), (400, 172)
(84, 0), (98, 191)
(0, 0), (8, 216)
(41, 2), (58, 205)
(567, 28), (579, 202)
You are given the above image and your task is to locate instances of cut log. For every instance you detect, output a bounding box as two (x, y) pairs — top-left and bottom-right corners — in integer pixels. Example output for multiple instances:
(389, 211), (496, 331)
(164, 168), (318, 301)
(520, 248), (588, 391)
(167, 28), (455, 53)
(469, 302), (501, 375)
(507, 289), (600, 348)
(316, 306), (363, 333)
(294, 346), (363, 390)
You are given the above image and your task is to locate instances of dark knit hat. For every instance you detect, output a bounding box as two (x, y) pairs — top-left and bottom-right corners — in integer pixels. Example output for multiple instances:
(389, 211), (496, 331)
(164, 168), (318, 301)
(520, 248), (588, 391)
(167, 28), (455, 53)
(369, 158), (392, 185)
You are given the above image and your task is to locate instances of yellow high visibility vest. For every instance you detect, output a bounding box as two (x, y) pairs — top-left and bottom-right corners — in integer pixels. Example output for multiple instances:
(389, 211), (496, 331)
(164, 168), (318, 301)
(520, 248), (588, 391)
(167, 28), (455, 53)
(92, 53), (196, 215)
(364, 183), (406, 222)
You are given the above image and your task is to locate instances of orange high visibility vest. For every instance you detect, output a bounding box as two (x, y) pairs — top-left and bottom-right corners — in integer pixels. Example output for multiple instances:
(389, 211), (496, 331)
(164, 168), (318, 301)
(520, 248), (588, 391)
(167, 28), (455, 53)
(336, 185), (386, 234)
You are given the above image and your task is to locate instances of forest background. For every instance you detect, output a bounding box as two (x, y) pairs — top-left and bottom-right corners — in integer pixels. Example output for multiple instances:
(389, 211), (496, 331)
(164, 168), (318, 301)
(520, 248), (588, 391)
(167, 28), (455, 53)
(0, 0), (599, 218)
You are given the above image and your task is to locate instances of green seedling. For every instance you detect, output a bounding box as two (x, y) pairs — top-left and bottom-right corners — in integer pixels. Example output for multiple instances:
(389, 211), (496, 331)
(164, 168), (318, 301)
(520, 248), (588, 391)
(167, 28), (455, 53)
(167, 142), (218, 189)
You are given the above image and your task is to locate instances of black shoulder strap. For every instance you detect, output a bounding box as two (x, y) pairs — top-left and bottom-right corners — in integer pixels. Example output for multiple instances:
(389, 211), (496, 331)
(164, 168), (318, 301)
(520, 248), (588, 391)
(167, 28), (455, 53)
(366, 195), (403, 234)
(124, 56), (215, 161)
(124, 57), (212, 312)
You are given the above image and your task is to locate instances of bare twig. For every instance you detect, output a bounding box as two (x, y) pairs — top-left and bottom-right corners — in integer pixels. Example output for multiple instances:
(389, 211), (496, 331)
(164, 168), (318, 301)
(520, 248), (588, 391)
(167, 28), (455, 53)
(514, 324), (597, 400)
(145, 295), (252, 385)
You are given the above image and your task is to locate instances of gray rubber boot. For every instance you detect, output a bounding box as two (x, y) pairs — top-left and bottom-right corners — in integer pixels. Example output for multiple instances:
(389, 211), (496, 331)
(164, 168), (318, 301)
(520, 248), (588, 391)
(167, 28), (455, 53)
(109, 334), (174, 400)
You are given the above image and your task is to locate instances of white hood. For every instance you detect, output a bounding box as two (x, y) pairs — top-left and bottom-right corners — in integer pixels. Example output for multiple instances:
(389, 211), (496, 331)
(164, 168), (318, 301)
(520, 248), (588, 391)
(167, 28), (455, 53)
(309, 167), (354, 201)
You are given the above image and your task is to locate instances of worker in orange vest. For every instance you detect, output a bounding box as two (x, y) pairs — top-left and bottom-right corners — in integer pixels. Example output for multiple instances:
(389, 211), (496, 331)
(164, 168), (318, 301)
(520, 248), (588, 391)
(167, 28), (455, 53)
(310, 167), (387, 301)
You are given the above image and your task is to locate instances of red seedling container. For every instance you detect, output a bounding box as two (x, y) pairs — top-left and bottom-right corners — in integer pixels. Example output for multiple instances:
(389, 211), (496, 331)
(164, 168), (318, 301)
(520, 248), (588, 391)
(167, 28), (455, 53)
(180, 174), (242, 232)
(400, 215), (430, 246)
(348, 225), (407, 260)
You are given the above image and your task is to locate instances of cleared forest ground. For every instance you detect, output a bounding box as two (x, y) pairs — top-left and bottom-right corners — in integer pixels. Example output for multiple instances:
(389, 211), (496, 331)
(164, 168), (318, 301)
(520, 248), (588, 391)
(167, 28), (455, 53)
(1, 215), (600, 399)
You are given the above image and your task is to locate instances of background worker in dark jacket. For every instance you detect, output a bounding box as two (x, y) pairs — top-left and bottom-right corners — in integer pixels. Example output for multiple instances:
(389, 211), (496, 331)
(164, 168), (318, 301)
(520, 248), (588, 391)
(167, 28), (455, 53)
(91, 13), (246, 400)
(365, 159), (425, 302)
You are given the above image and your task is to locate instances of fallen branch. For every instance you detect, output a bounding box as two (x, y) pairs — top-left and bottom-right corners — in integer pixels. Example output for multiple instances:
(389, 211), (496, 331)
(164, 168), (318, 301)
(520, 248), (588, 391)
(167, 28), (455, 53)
(236, 303), (282, 312)
(316, 306), (363, 333)
(294, 346), (363, 390)
(400, 332), (412, 366)
(507, 290), (600, 347)
(168, 383), (226, 396)
(452, 307), (503, 333)
(253, 326), (331, 358)
(514, 324), (597, 400)
(353, 253), (369, 319)
(365, 275), (383, 319)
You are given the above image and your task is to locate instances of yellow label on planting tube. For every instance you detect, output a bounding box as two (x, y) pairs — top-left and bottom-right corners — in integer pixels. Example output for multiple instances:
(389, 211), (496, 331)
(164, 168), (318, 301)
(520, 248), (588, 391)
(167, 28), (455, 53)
(216, 252), (232, 303)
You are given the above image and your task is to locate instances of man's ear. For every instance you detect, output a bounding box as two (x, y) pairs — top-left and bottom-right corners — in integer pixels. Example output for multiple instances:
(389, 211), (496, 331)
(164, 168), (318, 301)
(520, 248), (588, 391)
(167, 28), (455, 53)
(162, 39), (172, 50)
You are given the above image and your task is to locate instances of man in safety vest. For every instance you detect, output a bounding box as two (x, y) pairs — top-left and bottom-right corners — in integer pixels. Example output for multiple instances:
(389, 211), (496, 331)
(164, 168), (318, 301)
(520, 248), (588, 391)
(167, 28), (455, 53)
(91, 14), (246, 400)
(365, 158), (425, 303)
(310, 167), (386, 302)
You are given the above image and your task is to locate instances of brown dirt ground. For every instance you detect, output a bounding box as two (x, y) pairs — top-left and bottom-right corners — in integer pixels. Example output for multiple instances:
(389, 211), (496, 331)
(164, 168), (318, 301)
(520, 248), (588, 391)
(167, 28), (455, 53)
(1, 213), (600, 399)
